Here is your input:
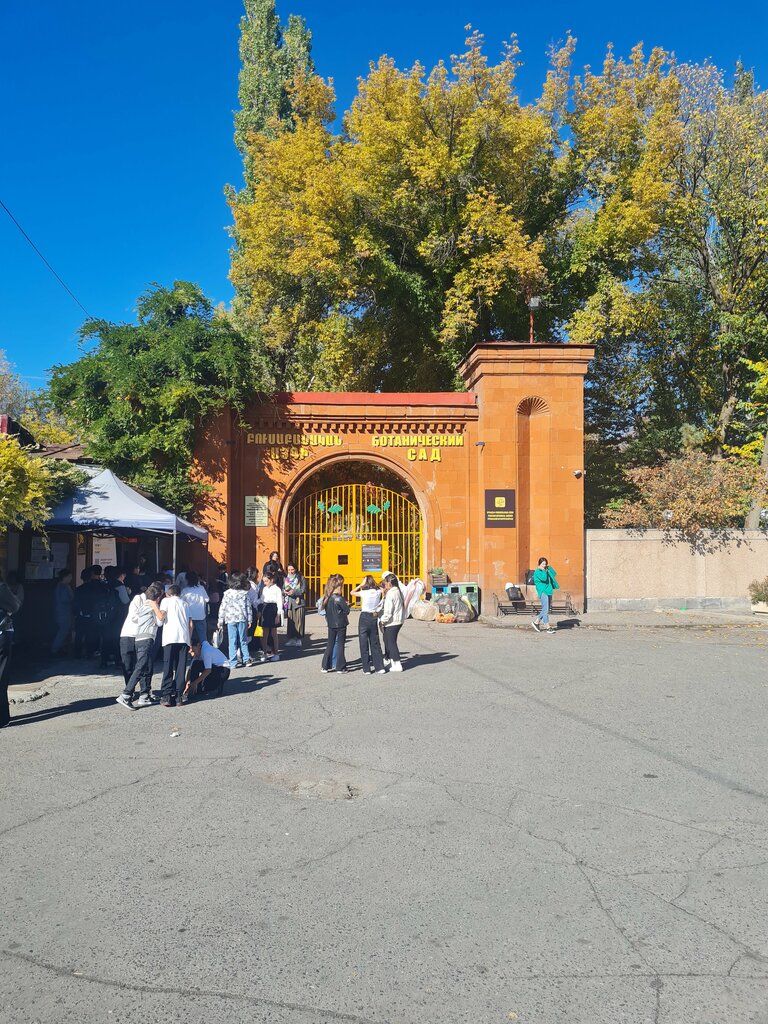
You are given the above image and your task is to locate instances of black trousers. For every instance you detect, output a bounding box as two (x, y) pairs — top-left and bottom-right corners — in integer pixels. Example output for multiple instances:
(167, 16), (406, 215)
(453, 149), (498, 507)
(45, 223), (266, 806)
(188, 659), (230, 697)
(123, 638), (155, 697)
(75, 615), (99, 658)
(0, 631), (12, 727)
(322, 627), (347, 671)
(358, 612), (384, 673)
(161, 643), (188, 702)
(120, 637), (137, 688)
(383, 624), (402, 663)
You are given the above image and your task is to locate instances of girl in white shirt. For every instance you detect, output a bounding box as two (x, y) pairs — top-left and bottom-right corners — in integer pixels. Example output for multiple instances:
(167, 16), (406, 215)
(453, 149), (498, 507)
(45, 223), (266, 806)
(351, 576), (385, 674)
(258, 571), (283, 663)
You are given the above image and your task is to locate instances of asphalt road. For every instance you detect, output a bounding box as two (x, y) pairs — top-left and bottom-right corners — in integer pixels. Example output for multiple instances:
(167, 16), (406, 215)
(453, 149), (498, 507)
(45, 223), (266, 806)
(2, 618), (768, 1024)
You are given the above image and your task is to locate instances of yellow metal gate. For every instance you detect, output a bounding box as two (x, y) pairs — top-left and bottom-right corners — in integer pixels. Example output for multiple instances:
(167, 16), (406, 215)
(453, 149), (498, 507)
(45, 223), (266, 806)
(287, 482), (422, 604)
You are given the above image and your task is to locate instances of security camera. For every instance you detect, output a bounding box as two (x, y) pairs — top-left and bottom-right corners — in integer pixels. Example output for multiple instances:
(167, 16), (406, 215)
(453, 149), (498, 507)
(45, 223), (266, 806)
(573, 469), (584, 479)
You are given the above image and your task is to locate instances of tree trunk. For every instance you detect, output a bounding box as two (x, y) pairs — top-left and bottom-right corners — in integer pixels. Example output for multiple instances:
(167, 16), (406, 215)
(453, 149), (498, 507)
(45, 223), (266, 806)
(716, 388), (737, 448)
(745, 423), (768, 529)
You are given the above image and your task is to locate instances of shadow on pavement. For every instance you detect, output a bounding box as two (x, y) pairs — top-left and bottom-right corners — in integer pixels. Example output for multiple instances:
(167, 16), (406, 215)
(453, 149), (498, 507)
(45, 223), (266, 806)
(401, 651), (458, 667)
(217, 674), (284, 697)
(9, 696), (117, 726)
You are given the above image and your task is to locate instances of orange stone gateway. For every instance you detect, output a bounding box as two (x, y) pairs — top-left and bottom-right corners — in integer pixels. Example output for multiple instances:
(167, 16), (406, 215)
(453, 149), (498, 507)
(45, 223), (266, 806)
(195, 342), (594, 610)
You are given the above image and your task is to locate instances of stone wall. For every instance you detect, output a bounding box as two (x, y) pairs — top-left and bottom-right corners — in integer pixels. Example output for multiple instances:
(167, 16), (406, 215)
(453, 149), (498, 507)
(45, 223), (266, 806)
(586, 529), (768, 612)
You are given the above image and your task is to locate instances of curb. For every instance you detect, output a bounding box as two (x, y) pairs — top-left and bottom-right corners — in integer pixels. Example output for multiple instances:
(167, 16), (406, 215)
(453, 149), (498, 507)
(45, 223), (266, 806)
(477, 615), (762, 631)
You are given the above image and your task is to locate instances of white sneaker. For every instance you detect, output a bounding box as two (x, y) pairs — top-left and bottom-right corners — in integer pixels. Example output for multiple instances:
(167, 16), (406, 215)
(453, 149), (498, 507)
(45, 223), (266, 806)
(376, 669), (386, 674)
(116, 694), (137, 710)
(531, 620), (541, 633)
(389, 661), (403, 672)
(383, 658), (391, 667)
(270, 654), (280, 662)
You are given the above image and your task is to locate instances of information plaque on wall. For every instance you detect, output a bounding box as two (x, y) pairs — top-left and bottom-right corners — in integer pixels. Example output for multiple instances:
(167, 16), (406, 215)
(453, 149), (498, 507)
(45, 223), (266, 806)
(484, 489), (516, 528)
(244, 495), (269, 527)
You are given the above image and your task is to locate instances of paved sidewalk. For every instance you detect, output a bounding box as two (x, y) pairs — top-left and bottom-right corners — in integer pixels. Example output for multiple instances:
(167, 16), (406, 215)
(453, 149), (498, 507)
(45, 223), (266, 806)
(480, 607), (763, 630)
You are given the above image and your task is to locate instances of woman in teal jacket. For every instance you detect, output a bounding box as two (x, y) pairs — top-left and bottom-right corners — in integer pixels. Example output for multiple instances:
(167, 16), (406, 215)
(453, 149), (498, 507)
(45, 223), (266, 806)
(532, 557), (559, 634)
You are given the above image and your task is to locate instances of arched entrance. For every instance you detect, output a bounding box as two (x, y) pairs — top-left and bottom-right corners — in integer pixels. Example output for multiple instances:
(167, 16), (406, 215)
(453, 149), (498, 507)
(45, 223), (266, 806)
(286, 460), (423, 603)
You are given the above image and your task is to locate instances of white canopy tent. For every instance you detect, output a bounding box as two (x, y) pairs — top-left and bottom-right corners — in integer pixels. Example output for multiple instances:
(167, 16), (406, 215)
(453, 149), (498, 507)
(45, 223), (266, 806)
(47, 468), (207, 572)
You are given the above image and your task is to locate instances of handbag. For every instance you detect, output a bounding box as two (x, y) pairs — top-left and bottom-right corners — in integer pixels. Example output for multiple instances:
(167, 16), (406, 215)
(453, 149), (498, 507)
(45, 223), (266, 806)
(253, 624), (263, 638)
(211, 627), (222, 649)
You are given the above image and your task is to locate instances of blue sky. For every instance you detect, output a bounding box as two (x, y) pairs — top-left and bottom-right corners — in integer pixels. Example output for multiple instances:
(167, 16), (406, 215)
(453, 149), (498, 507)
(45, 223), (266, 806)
(2, 0), (767, 383)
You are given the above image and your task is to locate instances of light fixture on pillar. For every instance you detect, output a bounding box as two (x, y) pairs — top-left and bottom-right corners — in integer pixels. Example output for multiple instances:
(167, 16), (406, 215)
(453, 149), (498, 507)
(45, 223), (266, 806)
(527, 294), (541, 344)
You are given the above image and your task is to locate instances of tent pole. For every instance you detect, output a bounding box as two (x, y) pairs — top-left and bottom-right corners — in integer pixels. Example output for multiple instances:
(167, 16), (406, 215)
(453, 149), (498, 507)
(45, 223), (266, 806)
(172, 526), (177, 578)
(155, 536), (159, 575)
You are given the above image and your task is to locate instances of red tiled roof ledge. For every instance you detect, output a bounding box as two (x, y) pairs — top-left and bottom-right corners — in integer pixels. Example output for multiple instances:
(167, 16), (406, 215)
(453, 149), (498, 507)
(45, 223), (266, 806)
(278, 392), (477, 407)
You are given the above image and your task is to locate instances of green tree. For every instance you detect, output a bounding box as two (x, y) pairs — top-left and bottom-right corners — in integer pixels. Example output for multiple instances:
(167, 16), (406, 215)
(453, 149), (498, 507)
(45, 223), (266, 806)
(47, 282), (268, 517)
(231, 0), (313, 181)
(227, 0), (314, 345)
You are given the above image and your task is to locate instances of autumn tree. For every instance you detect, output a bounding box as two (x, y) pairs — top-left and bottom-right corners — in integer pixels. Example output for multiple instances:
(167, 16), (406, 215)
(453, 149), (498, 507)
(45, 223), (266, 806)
(47, 282), (267, 517)
(230, 33), (576, 391)
(602, 449), (767, 539)
(0, 434), (84, 533)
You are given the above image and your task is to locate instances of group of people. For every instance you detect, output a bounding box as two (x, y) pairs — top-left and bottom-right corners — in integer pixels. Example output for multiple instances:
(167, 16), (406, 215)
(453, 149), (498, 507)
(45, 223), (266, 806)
(0, 549), (412, 725)
(318, 571), (406, 673)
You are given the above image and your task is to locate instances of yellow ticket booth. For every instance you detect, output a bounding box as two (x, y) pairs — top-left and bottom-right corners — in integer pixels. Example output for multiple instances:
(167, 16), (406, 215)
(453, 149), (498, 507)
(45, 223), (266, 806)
(320, 539), (388, 604)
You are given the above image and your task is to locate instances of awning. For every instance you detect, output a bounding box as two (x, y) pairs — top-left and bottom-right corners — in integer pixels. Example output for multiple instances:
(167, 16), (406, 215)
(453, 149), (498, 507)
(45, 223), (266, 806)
(46, 468), (207, 541)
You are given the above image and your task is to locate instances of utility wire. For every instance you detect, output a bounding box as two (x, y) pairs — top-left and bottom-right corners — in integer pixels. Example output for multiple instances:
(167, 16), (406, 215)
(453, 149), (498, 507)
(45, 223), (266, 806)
(0, 197), (92, 318)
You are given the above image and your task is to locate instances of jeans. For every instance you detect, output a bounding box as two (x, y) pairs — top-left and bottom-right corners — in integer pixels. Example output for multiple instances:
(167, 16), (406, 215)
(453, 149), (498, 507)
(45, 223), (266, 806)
(227, 621), (250, 663)
(358, 612), (384, 673)
(161, 643), (187, 703)
(123, 638), (155, 697)
(382, 624), (402, 663)
(0, 631), (12, 727)
(539, 592), (550, 625)
(190, 619), (207, 644)
(322, 627), (347, 671)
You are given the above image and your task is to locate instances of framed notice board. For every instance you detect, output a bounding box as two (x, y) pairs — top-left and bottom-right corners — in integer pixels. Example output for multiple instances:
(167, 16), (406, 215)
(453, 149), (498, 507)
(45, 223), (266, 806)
(244, 495), (269, 527)
(361, 543), (384, 572)
(484, 489), (516, 528)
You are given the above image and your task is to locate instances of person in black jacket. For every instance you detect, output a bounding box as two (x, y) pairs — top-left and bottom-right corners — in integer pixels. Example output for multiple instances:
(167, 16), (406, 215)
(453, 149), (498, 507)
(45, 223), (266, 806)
(320, 574), (349, 673)
(262, 551), (285, 589)
(0, 570), (22, 727)
(73, 567), (109, 658)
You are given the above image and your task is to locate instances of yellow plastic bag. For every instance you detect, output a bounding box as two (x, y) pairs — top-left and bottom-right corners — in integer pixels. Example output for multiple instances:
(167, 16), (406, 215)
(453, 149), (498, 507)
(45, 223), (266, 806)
(253, 624), (263, 638)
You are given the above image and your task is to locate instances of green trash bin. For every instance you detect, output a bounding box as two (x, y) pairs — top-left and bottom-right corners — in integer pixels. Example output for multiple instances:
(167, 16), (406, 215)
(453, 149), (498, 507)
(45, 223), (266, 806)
(447, 582), (480, 614)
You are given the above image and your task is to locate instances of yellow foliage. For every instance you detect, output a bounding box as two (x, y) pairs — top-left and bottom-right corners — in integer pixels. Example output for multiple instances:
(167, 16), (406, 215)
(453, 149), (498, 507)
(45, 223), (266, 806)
(0, 435), (54, 532)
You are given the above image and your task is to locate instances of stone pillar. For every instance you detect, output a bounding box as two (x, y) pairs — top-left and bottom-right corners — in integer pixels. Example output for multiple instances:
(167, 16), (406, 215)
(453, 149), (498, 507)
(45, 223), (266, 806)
(459, 343), (594, 610)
